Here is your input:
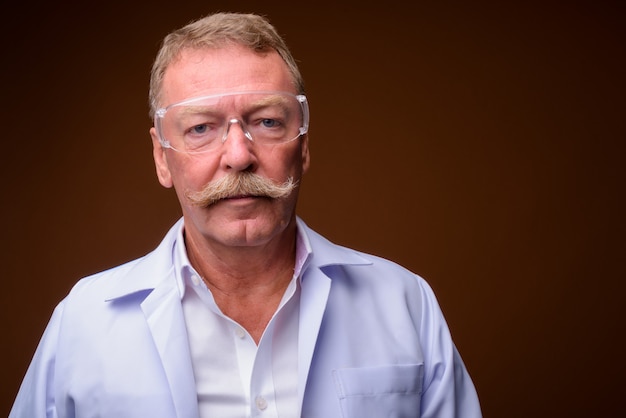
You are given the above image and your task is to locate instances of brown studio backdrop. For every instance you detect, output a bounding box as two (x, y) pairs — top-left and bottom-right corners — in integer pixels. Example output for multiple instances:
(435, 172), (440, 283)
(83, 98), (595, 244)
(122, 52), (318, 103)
(2, 1), (624, 417)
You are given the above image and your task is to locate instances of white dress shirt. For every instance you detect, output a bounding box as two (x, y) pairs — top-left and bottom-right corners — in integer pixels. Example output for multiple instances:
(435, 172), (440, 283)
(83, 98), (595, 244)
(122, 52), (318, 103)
(174, 225), (311, 417)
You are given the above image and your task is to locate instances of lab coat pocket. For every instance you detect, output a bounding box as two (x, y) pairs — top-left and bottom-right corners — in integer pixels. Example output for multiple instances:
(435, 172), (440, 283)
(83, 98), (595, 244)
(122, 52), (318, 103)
(332, 364), (423, 418)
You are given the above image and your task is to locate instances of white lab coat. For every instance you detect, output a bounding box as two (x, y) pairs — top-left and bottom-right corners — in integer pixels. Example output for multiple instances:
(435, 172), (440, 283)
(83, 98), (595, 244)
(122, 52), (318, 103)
(10, 217), (482, 417)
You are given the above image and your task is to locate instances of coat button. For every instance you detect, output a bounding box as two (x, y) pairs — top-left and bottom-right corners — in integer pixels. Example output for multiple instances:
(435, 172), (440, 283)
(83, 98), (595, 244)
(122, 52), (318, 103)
(255, 396), (268, 410)
(235, 327), (246, 339)
(191, 274), (201, 286)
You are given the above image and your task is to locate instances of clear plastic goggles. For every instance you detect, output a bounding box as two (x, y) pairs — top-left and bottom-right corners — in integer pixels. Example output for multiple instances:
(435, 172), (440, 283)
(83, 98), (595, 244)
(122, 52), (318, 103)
(154, 91), (309, 154)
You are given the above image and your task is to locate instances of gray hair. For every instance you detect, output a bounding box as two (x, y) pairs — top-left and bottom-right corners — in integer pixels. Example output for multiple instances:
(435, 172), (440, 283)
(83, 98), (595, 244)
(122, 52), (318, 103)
(148, 12), (304, 118)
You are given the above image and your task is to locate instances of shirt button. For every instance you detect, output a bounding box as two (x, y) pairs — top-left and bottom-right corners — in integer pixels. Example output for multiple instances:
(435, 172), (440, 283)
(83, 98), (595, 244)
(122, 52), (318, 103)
(255, 396), (268, 410)
(191, 274), (201, 286)
(235, 327), (246, 339)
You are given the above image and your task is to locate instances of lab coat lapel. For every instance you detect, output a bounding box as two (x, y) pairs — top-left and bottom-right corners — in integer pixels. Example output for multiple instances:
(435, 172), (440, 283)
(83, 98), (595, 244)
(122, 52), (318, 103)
(141, 276), (199, 418)
(295, 219), (373, 411)
(297, 266), (331, 409)
(110, 219), (198, 418)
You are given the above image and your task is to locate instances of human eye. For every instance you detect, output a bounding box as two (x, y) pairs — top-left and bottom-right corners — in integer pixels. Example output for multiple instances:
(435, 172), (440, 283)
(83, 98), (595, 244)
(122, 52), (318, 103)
(181, 111), (219, 137)
(188, 123), (210, 136)
(250, 105), (289, 133)
(248, 115), (287, 143)
(260, 118), (282, 129)
(180, 115), (219, 151)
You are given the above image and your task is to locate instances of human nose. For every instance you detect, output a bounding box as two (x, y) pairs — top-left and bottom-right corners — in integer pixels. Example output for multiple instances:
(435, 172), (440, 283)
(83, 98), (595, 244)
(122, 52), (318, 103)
(221, 119), (256, 171)
(221, 118), (253, 143)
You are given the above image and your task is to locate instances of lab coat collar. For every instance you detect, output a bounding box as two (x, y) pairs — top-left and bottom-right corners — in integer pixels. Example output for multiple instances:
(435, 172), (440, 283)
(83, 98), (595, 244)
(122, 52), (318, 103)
(295, 217), (372, 271)
(104, 219), (182, 302)
(104, 217), (372, 302)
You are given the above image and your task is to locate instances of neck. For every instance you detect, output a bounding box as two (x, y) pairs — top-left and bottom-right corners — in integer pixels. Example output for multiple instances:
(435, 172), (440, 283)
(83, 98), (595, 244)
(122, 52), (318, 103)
(184, 225), (297, 343)
(184, 222), (297, 296)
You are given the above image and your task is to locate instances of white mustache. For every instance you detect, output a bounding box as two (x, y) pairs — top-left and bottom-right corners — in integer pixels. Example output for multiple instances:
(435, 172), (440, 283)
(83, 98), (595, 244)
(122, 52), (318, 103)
(185, 172), (297, 207)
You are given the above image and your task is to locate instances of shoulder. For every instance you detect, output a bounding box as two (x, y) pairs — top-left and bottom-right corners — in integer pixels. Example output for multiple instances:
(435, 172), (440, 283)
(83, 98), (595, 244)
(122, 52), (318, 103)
(68, 255), (147, 298)
(299, 218), (431, 297)
(64, 219), (183, 305)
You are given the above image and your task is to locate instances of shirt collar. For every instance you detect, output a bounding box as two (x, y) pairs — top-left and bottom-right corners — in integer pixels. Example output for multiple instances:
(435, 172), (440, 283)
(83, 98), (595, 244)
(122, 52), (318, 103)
(172, 220), (313, 301)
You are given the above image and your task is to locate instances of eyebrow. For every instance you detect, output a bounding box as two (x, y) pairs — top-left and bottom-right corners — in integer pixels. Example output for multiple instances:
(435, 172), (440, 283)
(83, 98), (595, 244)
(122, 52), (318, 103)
(176, 95), (291, 117)
(177, 106), (221, 116)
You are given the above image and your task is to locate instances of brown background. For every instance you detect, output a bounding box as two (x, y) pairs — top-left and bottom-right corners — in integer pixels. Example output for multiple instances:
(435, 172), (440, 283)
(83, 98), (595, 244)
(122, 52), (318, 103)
(2, 1), (624, 417)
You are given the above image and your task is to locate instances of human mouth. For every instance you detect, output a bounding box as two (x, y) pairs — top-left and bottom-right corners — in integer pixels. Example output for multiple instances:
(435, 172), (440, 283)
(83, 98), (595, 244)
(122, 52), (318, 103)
(221, 194), (266, 203)
(225, 194), (257, 200)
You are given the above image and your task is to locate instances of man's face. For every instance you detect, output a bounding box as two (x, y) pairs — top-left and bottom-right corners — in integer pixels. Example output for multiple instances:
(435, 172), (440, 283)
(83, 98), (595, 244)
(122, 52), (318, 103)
(150, 45), (310, 250)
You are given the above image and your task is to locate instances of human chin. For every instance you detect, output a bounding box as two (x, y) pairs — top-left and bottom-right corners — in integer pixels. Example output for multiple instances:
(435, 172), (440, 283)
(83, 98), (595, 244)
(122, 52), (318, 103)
(205, 212), (287, 247)
(209, 195), (296, 244)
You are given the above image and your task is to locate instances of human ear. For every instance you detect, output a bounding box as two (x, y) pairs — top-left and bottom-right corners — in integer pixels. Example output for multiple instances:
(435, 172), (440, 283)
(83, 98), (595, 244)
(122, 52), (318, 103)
(301, 135), (311, 174)
(150, 127), (173, 188)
